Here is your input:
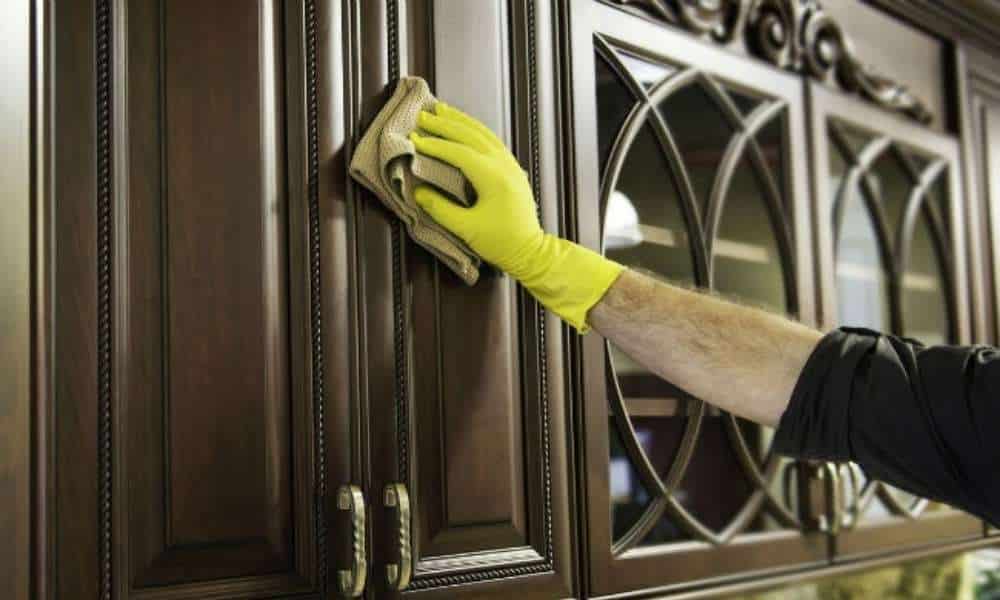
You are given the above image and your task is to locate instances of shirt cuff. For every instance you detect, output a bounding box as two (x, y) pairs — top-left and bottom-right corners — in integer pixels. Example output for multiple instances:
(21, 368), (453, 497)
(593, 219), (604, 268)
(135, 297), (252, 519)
(772, 327), (881, 462)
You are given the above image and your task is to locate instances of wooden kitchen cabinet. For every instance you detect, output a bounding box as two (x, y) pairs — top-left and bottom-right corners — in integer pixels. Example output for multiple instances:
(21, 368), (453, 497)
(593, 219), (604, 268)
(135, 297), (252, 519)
(17, 1), (575, 599)
(8, 1), (1000, 600)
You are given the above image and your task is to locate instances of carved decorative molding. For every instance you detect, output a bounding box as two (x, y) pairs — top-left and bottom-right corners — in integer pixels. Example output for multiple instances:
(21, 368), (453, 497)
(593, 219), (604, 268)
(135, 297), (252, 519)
(608, 0), (933, 123)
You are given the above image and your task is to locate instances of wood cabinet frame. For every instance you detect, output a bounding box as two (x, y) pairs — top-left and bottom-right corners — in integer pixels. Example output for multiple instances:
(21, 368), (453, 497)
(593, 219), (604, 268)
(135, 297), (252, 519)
(807, 80), (984, 561)
(957, 43), (1000, 538)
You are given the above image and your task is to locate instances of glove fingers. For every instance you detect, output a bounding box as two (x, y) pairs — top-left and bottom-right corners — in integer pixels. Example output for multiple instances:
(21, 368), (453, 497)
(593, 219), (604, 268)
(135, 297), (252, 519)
(436, 102), (506, 151)
(418, 111), (492, 154)
(414, 185), (471, 235)
(410, 133), (487, 186)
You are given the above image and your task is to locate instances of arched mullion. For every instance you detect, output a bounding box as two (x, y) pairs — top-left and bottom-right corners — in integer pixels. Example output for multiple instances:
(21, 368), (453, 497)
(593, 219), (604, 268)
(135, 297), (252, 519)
(645, 70), (711, 284)
(723, 415), (800, 527)
(707, 101), (800, 318)
(597, 102), (653, 233)
(830, 134), (891, 247)
(594, 34), (647, 101)
(606, 351), (671, 498)
(678, 81), (806, 535)
(711, 101), (803, 529)
(896, 159), (947, 279)
(744, 111), (800, 319)
(691, 74), (746, 278)
(857, 165), (906, 337)
(827, 129), (909, 525)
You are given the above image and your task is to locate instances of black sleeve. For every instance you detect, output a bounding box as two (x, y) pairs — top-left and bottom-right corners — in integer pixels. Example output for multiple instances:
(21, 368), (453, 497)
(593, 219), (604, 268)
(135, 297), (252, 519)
(773, 326), (1000, 528)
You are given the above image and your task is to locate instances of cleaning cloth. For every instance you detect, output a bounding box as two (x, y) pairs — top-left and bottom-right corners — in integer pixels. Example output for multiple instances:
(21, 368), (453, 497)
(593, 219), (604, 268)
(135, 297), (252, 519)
(349, 76), (481, 284)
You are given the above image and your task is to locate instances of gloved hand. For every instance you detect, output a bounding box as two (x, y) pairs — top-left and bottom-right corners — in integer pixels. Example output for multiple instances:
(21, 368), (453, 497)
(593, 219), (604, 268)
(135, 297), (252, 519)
(411, 101), (623, 332)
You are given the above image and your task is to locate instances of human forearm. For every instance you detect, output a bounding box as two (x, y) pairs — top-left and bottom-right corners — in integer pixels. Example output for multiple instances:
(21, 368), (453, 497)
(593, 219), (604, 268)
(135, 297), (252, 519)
(588, 269), (822, 427)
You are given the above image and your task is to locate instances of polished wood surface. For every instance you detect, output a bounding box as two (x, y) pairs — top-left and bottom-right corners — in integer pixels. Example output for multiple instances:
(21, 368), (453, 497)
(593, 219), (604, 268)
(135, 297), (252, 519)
(0, 2), (32, 599)
(39, 1), (333, 597)
(124, 0), (306, 588)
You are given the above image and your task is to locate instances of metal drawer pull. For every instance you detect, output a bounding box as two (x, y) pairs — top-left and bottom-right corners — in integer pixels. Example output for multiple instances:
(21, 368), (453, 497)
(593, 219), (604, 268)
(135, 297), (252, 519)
(337, 485), (368, 597)
(384, 483), (413, 591)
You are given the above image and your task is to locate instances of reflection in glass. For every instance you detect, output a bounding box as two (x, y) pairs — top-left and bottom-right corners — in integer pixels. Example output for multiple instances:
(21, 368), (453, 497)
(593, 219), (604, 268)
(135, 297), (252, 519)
(835, 175), (891, 332)
(758, 114), (787, 211)
(831, 121), (874, 158)
(902, 207), (949, 346)
(615, 50), (674, 89)
(605, 122), (695, 285)
(868, 148), (914, 244)
(713, 153), (787, 315)
(658, 84), (734, 216)
(609, 419), (655, 541)
(595, 53), (636, 175)
(729, 88), (763, 117)
(674, 410), (754, 533)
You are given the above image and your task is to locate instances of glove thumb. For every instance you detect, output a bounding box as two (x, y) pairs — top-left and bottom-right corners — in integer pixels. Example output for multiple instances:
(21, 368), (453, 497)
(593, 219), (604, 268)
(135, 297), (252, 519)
(414, 185), (469, 236)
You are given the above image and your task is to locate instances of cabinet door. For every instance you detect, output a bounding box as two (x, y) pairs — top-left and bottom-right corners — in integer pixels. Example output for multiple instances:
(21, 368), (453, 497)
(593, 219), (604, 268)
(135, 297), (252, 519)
(808, 81), (983, 559)
(571, 3), (825, 596)
(45, 1), (350, 598)
(356, 1), (574, 598)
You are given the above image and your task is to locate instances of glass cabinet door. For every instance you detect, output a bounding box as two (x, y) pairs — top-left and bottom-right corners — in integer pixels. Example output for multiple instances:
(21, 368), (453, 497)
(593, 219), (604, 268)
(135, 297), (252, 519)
(572, 3), (823, 595)
(809, 81), (982, 560)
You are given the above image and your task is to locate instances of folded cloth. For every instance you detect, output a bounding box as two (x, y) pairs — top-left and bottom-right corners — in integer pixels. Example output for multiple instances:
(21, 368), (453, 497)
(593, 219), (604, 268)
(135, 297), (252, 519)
(349, 76), (481, 284)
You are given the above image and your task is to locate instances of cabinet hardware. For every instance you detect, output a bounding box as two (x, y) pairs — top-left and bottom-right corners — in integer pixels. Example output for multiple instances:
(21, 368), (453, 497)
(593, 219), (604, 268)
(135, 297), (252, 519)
(839, 462), (864, 530)
(384, 483), (413, 591)
(337, 485), (368, 597)
(818, 462), (842, 535)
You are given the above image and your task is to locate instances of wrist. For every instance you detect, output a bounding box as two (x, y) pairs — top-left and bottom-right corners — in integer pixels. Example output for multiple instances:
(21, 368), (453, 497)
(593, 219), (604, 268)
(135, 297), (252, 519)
(513, 235), (625, 332)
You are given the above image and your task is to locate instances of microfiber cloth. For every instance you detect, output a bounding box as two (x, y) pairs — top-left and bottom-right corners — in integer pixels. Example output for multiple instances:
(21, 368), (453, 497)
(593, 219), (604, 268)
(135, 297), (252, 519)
(349, 76), (481, 285)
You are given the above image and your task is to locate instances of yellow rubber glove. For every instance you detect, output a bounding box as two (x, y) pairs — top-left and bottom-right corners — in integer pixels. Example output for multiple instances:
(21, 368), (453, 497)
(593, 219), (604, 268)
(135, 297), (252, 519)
(411, 102), (623, 332)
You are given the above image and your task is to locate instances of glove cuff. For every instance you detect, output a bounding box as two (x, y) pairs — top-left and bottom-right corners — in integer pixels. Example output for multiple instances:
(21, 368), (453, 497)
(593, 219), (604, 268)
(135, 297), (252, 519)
(513, 234), (624, 333)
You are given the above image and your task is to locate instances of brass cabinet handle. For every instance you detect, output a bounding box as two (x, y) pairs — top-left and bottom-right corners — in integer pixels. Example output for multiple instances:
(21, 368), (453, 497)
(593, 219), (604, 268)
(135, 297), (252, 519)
(384, 483), (413, 591)
(337, 485), (368, 597)
(839, 462), (864, 530)
(819, 462), (842, 535)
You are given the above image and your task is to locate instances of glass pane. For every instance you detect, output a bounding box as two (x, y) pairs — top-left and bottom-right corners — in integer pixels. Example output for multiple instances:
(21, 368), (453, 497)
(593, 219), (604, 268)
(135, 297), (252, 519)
(713, 154), (788, 315)
(902, 207), (950, 346)
(595, 53), (637, 175)
(604, 121), (695, 285)
(758, 112), (787, 213)
(831, 121), (873, 160)
(927, 170), (951, 243)
(887, 486), (923, 514)
(868, 147), (914, 244)
(835, 167), (891, 331)
(609, 419), (654, 541)
(615, 50), (673, 89)
(674, 409), (755, 533)
(658, 83), (735, 216)
(737, 416), (774, 467)
(603, 119), (699, 545)
(608, 346), (688, 480)
(728, 88), (763, 117)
